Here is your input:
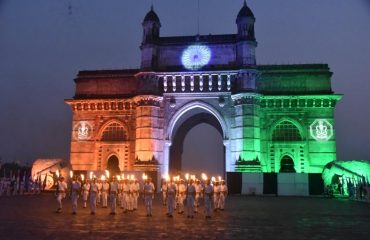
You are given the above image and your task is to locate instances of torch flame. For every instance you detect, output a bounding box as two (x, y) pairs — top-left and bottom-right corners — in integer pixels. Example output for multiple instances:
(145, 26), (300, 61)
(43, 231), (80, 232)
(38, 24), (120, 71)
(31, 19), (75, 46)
(56, 170), (60, 178)
(185, 173), (189, 181)
(81, 174), (85, 181)
(70, 171), (73, 179)
(201, 173), (207, 181)
(105, 170), (110, 179)
(89, 172), (93, 180)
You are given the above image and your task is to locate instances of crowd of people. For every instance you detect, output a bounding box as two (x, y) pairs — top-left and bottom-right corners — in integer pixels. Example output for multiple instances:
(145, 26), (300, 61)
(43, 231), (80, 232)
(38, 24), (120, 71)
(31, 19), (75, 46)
(55, 174), (228, 219)
(0, 176), (44, 196)
(324, 180), (370, 200)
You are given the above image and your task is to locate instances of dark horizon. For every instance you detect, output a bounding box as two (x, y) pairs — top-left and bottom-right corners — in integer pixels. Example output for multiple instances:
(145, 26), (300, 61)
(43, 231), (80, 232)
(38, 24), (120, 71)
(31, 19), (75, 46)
(0, 0), (369, 166)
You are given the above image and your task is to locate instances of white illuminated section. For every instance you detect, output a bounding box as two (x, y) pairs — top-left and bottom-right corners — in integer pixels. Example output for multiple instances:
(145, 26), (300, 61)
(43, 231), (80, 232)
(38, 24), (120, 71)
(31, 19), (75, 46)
(310, 119), (333, 141)
(181, 45), (211, 70)
(74, 121), (93, 141)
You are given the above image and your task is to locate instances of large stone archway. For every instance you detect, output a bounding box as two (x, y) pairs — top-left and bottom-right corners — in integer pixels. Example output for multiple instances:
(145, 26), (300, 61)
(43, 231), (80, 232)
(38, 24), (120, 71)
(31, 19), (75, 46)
(162, 101), (231, 177)
(169, 112), (224, 175)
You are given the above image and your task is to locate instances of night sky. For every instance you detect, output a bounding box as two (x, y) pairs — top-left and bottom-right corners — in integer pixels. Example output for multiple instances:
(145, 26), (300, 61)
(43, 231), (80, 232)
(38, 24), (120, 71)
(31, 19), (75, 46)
(0, 0), (369, 169)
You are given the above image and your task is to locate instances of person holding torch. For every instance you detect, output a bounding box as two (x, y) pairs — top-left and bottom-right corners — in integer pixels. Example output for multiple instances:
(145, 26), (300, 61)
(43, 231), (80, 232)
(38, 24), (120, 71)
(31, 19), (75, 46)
(143, 175), (155, 217)
(70, 173), (81, 215)
(55, 175), (68, 213)
(203, 177), (213, 219)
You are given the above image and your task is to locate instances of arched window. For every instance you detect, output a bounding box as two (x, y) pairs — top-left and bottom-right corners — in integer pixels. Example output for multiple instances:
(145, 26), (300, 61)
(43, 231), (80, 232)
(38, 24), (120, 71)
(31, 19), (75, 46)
(280, 155), (296, 173)
(101, 122), (127, 141)
(272, 121), (302, 141)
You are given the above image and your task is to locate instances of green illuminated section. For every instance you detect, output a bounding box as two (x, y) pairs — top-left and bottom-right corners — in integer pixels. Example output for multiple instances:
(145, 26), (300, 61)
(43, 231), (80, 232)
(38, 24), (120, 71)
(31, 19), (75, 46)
(322, 160), (370, 195)
(231, 64), (342, 174)
(232, 94), (342, 174)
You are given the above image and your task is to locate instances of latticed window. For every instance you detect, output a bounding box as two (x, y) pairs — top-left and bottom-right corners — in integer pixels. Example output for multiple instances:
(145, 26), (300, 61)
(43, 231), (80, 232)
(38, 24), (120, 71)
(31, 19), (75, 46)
(272, 121), (302, 141)
(101, 123), (126, 141)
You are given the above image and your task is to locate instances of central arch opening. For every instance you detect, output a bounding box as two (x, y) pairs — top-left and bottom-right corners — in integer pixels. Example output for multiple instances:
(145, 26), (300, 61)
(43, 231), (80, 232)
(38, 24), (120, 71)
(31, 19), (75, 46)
(169, 112), (225, 176)
(107, 155), (120, 176)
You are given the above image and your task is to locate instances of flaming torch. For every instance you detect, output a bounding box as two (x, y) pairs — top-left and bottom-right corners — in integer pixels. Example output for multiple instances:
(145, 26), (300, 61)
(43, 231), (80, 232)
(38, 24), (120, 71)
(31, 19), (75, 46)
(201, 173), (207, 181)
(185, 173), (189, 181)
(70, 171), (73, 179)
(211, 177), (216, 183)
(56, 170), (60, 178)
(89, 171), (93, 180)
(105, 170), (110, 179)
(81, 174), (85, 181)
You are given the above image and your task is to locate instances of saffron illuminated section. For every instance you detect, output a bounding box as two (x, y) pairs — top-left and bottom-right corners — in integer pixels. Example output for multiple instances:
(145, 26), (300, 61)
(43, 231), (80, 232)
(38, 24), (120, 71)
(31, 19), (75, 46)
(181, 45), (211, 70)
(310, 119), (333, 141)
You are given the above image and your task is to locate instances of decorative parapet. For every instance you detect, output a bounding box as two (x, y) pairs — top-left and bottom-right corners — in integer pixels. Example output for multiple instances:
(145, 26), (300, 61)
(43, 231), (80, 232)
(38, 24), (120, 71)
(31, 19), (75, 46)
(133, 95), (163, 107)
(65, 99), (136, 112)
(259, 95), (342, 109)
(65, 95), (163, 112)
(157, 70), (238, 93)
(232, 93), (261, 105)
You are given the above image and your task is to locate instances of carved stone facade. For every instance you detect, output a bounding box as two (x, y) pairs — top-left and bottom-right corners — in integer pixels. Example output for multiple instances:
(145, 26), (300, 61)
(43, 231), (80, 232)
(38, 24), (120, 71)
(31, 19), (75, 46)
(65, 2), (342, 176)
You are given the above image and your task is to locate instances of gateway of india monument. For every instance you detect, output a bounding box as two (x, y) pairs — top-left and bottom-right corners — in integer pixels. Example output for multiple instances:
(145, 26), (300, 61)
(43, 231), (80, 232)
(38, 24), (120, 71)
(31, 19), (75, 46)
(65, 2), (342, 192)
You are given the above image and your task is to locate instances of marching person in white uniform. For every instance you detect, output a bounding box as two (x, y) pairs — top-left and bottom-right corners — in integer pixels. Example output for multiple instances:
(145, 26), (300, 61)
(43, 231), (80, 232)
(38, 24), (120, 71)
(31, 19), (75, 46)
(219, 180), (228, 210)
(161, 178), (168, 206)
(186, 179), (196, 218)
(213, 181), (221, 211)
(143, 178), (155, 217)
(133, 179), (140, 210)
(82, 179), (90, 208)
(55, 176), (68, 213)
(101, 179), (109, 208)
(194, 179), (203, 213)
(89, 178), (99, 215)
(109, 176), (119, 215)
(166, 179), (176, 218)
(203, 179), (213, 219)
(70, 175), (81, 214)
(177, 179), (186, 214)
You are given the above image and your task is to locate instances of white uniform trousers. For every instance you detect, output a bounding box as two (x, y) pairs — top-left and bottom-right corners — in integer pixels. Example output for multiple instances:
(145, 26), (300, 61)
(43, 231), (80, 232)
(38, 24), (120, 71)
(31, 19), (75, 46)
(110, 192), (117, 213)
(82, 191), (89, 208)
(178, 194), (185, 213)
(213, 193), (220, 209)
(186, 195), (195, 217)
(71, 192), (79, 213)
(57, 192), (66, 210)
(204, 195), (212, 217)
(101, 191), (108, 207)
(219, 193), (226, 210)
(195, 193), (201, 212)
(167, 194), (175, 215)
(145, 194), (153, 215)
(90, 192), (97, 213)
(133, 192), (139, 209)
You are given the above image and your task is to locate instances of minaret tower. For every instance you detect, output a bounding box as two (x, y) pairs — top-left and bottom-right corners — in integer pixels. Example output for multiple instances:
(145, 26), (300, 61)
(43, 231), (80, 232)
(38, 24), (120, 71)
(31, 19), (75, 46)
(236, 1), (257, 66)
(140, 5), (161, 69)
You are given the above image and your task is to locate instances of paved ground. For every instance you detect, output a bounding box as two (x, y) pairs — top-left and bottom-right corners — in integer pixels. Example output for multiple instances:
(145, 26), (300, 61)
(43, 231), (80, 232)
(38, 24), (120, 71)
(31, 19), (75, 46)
(0, 193), (369, 240)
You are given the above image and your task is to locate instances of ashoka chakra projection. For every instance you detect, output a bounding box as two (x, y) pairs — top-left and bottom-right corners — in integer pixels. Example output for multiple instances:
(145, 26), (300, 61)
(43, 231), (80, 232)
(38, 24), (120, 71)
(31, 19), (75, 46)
(181, 45), (211, 70)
